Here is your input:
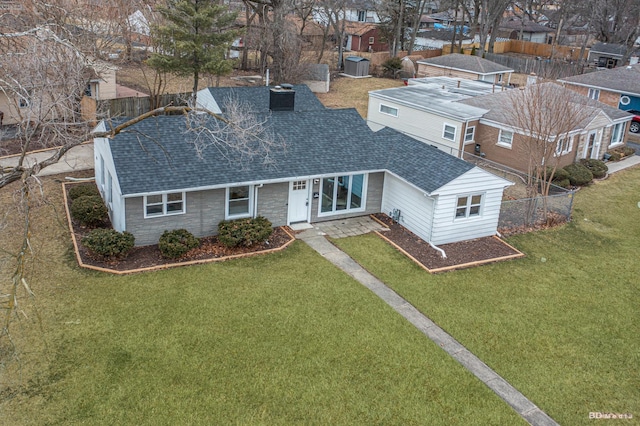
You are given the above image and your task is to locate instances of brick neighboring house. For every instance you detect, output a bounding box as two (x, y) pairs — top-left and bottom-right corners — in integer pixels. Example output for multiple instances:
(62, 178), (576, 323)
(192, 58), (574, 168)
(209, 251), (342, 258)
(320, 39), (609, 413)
(343, 21), (387, 52)
(367, 78), (633, 172)
(558, 64), (640, 111)
(416, 54), (514, 85)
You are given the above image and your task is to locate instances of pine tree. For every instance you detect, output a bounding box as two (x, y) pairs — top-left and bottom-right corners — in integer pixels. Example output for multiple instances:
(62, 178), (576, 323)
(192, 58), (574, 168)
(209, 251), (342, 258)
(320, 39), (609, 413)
(148, 0), (239, 101)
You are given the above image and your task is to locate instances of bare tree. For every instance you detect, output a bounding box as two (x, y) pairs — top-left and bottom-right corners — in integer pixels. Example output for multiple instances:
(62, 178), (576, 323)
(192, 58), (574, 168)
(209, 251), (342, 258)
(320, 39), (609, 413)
(504, 82), (593, 221)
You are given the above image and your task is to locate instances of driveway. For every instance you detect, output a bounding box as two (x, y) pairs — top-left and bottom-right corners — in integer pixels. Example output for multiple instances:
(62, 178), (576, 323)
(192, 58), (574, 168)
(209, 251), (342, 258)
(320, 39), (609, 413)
(0, 142), (94, 177)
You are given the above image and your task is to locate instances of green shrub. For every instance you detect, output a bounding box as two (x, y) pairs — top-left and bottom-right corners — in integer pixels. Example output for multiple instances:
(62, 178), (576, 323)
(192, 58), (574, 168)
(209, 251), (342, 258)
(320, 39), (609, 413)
(217, 216), (273, 248)
(81, 229), (134, 259)
(68, 183), (100, 200)
(563, 163), (594, 186)
(579, 158), (608, 179)
(158, 229), (200, 259)
(382, 57), (403, 78)
(71, 195), (108, 227)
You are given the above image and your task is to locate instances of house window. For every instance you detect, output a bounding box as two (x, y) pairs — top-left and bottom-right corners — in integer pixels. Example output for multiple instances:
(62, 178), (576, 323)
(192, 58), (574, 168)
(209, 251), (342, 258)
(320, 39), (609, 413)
(610, 123), (624, 146)
(357, 10), (366, 21)
(464, 126), (475, 143)
(588, 88), (600, 100)
(144, 192), (185, 217)
(455, 194), (483, 219)
(369, 37), (375, 44)
(379, 104), (398, 117)
(320, 174), (365, 215)
(555, 136), (573, 156)
(99, 155), (105, 189)
(227, 185), (252, 218)
(442, 124), (456, 141)
(105, 173), (113, 206)
(498, 129), (513, 147)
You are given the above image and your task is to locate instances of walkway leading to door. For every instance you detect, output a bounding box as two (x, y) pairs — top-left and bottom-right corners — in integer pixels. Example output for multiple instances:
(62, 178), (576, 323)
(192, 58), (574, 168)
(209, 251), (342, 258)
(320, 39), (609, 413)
(297, 226), (558, 426)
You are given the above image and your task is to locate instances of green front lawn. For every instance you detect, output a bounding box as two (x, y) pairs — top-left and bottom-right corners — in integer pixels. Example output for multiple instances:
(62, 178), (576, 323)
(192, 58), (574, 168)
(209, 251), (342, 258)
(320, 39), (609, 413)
(334, 167), (640, 425)
(0, 177), (521, 424)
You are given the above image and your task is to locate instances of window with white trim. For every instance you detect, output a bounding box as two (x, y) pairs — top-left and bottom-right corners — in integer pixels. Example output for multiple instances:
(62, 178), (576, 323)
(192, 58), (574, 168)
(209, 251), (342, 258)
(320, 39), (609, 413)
(455, 194), (483, 219)
(555, 136), (573, 156)
(588, 88), (600, 100)
(442, 123), (456, 141)
(320, 174), (366, 215)
(144, 192), (185, 217)
(379, 104), (398, 117)
(610, 123), (624, 146)
(227, 185), (252, 218)
(498, 129), (513, 147)
(369, 36), (374, 44)
(464, 126), (475, 142)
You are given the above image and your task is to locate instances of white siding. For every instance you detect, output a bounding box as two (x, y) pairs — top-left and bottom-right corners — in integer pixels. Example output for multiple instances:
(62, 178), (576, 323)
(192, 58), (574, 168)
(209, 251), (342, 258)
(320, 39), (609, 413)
(430, 167), (510, 245)
(367, 96), (464, 156)
(381, 173), (435, 242)
(94, 137), (126, 232)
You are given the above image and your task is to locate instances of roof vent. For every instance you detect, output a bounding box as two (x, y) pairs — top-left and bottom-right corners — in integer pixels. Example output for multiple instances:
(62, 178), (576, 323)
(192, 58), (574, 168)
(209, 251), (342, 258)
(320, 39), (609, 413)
(269, 85), (295, 111)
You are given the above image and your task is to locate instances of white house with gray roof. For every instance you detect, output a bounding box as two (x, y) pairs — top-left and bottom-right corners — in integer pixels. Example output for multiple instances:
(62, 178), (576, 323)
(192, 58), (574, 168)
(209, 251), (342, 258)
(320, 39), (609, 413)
(93, 85), (512, 247)
(416, 54), (514, 85)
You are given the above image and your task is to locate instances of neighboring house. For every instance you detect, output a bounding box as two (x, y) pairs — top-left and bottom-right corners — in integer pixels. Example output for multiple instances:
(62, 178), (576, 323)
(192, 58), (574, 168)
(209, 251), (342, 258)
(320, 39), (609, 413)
(497, 18), (554, 44)
(368, 78), (632, 171)
(85, 60), (118, 101)
(343, 0), (381, 23)
(414, 30), (474, 50)
(558, 64), (640, 111)
(587, 42), (638, 68)
(416, 53), (514, 85)
(458, 83), (633, 170)
(94, 85), (512, 247)
(343, 21), (387, 52)
(367, 77), (503, 157)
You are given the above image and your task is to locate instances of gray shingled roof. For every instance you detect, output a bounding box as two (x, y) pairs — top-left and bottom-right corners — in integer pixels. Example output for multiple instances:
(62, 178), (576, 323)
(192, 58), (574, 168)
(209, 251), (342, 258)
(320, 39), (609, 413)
(417, 53), (514, 75)
(106, 107), (474, 196)
(589, 42), (627, 57)
(459, 82), (632, 130)
(558, 64), (640, 96)
(203, 84), (326, 113)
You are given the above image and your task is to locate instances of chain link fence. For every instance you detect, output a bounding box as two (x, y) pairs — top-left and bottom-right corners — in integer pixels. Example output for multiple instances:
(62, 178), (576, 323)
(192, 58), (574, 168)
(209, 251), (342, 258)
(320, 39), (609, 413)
(462, 153), (575, 232)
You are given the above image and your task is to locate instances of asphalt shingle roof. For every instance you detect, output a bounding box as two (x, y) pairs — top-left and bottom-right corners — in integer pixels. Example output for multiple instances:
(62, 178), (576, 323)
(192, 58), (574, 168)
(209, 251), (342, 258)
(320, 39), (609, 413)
(106, 105), (474, 196)
(417, 53), (514, 75)
(558, 64), (640, 96)
(203, 84), (326, 113)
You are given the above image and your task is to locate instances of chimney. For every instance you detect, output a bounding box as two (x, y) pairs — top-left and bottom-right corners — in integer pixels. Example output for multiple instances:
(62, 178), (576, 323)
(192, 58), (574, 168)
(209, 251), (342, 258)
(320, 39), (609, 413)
(269, 84), (295, 111)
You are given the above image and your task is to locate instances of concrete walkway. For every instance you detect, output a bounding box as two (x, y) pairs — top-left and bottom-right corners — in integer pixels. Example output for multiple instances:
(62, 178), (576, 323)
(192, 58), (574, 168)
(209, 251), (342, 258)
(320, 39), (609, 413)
(606, 153), (640, 174)
(0, 143), (94, 177)
(297, 227), (558, 426)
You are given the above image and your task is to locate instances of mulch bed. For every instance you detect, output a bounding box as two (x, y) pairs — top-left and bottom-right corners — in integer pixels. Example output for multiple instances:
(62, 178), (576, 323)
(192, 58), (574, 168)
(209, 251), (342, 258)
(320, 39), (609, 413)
(371, 214), (524, 272)
(64, 184), (294, 274)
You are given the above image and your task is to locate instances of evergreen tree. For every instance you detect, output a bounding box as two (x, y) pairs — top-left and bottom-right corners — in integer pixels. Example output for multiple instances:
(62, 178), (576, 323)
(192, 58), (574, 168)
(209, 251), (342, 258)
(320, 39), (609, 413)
(148, 0), (239, 101)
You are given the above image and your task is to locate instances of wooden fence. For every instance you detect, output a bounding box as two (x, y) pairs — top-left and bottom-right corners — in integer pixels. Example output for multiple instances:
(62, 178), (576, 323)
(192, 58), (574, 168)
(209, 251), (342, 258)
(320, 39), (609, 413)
(483, 52), (585, 79)
(98, 93), (190, 118)
(444, 40), (587, 61)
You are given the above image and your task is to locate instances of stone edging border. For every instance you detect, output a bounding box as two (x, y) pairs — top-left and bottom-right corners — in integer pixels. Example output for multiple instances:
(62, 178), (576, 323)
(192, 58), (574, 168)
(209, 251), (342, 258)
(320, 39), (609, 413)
(62, 182), (296, 275)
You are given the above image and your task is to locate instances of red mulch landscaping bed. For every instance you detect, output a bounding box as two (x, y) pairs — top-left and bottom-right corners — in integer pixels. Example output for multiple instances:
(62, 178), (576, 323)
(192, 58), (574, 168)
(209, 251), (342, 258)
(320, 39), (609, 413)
(65, 184), (294, 273)
(372, 214), (523, 272)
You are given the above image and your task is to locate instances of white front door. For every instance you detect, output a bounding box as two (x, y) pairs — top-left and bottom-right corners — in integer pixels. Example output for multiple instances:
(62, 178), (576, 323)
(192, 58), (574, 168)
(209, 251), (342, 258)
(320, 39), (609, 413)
(288, 180), (309, 223)
(584, 130), (601, 159)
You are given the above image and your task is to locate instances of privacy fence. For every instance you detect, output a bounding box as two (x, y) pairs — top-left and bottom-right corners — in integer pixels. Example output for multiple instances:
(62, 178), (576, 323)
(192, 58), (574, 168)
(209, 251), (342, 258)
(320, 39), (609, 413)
(462, 153), (575, 233)
(98, 93), (191, 118)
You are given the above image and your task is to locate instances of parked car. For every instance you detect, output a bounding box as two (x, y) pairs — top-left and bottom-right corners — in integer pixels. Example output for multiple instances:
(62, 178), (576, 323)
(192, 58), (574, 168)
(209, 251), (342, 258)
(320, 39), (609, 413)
(627, 110), (640, 133)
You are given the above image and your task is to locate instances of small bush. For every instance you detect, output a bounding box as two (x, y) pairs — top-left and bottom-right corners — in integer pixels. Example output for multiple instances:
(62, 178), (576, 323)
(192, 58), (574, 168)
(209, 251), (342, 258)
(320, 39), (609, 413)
(82, 229), (134, 259)
(606, 146), (636, 161)
(382, 57), (403, 78)
(217, 216), (273, 248)
(68, 183), (100, 200)
(158, 229), (200, 259)
(71, 195), (108, 227)
(563, 163), (594, 186)
(579, 158), (608, 179)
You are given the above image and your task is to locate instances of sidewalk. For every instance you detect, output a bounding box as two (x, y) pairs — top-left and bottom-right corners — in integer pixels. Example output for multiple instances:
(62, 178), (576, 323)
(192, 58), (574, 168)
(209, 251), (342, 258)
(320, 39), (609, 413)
(606, 154), (640, 174)
(0, 142), (94, 177)
(297, 227), (558, 426)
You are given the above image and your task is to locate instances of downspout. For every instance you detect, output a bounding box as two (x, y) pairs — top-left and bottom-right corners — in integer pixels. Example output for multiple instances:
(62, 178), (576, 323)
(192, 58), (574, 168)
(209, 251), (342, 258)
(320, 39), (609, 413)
(254, 184), (264, 217)
(427, 194), (447, 258)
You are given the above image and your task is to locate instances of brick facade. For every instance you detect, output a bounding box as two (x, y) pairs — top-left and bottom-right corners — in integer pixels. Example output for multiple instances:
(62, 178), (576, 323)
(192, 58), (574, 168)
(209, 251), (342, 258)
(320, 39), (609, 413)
(563, 84), (621, 108)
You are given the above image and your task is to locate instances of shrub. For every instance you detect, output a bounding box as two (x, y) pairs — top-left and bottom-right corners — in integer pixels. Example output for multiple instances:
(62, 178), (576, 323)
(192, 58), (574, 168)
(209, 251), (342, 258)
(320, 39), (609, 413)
(579, 158), (608, 179)
(217, 216), (273, 248)
(382, 57), (403, 78)
(606, 146), (636, 161)
(71, 195), (108, 227)
(542, 167), (570, 189)
(563, 163), (594, 186)
(68, 183), (100, 200)
(158, 229), (200, 259)
(81, 229), (134, 259)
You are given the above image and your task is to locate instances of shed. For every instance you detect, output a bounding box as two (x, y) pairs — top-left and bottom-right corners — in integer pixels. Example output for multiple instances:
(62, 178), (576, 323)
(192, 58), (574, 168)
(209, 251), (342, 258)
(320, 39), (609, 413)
(344, 56), (370, 77)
